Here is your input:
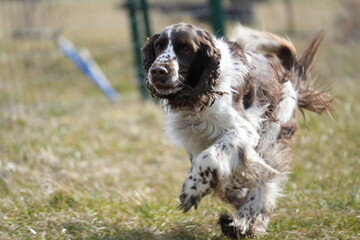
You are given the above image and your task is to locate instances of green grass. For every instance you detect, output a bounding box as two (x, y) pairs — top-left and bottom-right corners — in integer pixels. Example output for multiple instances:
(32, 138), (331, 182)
(0, 91), (358, 239)
(0, 0), (359, 239)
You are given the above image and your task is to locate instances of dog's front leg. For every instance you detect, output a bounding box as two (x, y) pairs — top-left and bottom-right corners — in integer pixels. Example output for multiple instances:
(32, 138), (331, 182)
(179, 130), (241, 213)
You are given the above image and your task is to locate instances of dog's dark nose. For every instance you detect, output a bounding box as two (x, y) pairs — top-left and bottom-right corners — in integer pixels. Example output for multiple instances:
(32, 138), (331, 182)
(150, 66), (168, 78)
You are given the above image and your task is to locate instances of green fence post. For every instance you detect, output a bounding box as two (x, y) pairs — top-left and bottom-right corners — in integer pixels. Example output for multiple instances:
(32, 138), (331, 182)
(126, 0), (148, 99)
(208, 0), (226, 37)
(140, 0), (152, 38)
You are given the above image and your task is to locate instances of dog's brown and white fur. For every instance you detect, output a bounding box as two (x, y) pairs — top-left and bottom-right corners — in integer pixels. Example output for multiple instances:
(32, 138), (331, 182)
(142, 23), (333, 238)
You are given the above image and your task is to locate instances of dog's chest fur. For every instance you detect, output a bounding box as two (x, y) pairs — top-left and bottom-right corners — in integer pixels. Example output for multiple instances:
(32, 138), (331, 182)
(166, 102), (238, 156)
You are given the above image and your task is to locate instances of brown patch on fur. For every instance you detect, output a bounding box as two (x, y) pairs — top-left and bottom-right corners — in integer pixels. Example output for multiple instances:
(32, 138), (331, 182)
(225, 40), (258, 113)
(225, 39), (246, 60)
(232, 61), (283, 122)
(277, 113), (297, 147)
(231, 82), (256, 118)
(277, 45), (295, 70)
(264, 32), (297, 70)
(229, 44), (291, 122)
(265, 54), (290, 84)
(242, 81), (256, 110)
(247, 53), (285, 121)
(278, 122), (297, 141)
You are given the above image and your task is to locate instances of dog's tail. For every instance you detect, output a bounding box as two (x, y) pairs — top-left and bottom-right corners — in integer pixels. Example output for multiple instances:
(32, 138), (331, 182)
(294, 31), (334, 114)
(231, 24), (334, 114)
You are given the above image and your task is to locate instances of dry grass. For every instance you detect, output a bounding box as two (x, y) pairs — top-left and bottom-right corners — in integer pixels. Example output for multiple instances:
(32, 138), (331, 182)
(0, 0), (359, 239)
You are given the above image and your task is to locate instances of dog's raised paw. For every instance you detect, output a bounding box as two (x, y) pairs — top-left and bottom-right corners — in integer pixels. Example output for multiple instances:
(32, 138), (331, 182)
(178, 192), (201, 213)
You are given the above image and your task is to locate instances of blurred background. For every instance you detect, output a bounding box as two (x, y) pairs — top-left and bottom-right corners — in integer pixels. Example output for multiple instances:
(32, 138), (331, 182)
(0, 0), (359, 110)
(0, 0), (359, 239)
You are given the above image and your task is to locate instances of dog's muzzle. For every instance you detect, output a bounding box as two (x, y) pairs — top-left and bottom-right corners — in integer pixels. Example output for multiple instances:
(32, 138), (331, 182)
(148, 63), (182, 95)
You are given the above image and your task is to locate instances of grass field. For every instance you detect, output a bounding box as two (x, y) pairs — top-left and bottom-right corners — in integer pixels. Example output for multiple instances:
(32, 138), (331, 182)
(0, 0), (359, 239)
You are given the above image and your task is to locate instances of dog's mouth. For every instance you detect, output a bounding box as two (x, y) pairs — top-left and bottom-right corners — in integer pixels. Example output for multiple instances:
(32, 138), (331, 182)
(151, 82), (183, 96)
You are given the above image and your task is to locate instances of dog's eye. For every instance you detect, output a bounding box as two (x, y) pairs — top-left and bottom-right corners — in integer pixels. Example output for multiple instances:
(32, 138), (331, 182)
(180, 45), (191, 53)
(155, 44), (162, 51)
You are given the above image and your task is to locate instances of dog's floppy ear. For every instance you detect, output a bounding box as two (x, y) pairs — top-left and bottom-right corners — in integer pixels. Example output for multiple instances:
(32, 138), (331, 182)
(195, 29), (221, 91)
(142, 34), (160, 73)
(197, 29), (221, 60)
(196, 29), (222, 108)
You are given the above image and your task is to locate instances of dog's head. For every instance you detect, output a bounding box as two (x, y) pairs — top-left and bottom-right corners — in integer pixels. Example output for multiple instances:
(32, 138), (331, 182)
(142, 23), (222, 111)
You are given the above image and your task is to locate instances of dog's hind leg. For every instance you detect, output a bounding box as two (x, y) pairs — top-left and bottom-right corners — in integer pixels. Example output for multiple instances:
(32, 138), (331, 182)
(218, 179), (281, 238)
(218, 143), (290, 238)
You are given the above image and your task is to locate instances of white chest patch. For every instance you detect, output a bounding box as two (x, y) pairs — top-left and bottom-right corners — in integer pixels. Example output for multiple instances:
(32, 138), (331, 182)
(166, 110), (225, 156)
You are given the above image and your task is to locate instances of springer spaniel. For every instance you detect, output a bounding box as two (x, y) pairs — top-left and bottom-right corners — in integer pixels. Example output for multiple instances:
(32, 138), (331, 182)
(142, 23), (333, 238)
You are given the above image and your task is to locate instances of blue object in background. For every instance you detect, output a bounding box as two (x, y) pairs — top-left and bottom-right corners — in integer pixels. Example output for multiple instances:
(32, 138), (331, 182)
(57, 36), (120, 102)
